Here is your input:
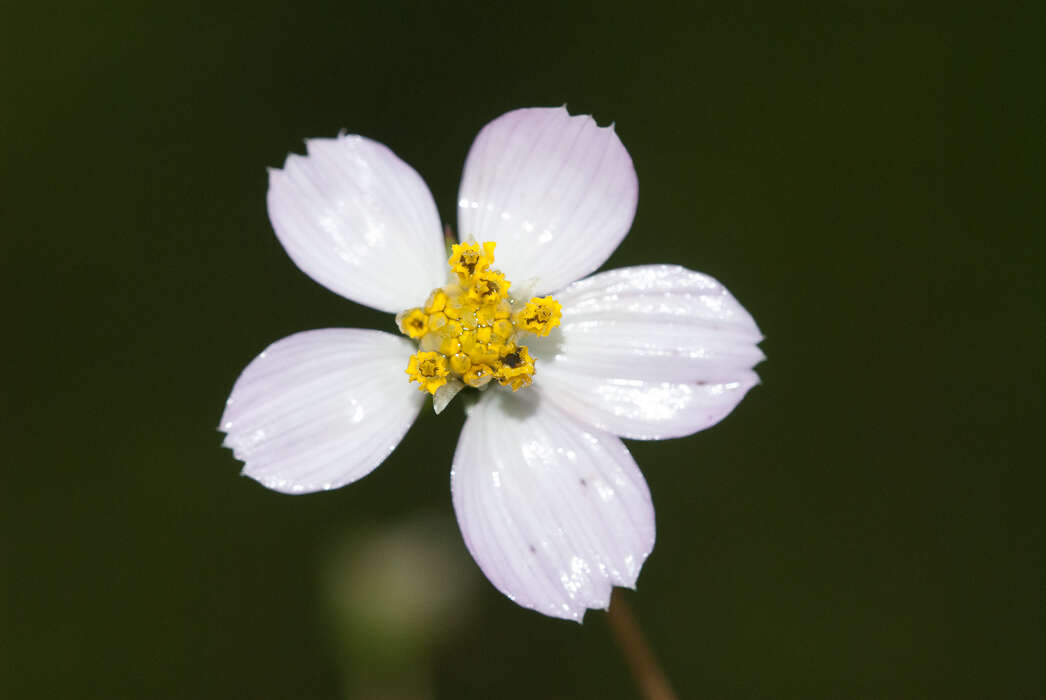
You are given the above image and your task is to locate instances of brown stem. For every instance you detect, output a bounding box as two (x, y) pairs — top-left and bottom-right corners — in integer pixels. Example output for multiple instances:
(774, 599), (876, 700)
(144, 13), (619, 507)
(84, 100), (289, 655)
(605, 589), (678, 700)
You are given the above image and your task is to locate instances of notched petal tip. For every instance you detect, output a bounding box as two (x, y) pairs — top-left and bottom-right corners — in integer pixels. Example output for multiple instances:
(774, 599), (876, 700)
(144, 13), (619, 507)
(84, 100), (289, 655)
(546, 104), (615, 129)
(304, 133), (363, 157)
(265, 132), (447, 312)
(451, 393), (655, 620)
(458, 106), (639, 294)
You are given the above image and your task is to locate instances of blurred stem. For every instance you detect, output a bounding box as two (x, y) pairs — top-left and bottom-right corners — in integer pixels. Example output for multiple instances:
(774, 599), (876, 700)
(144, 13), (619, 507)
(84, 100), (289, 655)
(606, 589), (678, 700)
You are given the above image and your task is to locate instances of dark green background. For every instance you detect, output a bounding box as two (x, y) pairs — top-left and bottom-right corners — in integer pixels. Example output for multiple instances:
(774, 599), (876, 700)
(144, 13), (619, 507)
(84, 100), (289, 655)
(6, 2), (1044, 697)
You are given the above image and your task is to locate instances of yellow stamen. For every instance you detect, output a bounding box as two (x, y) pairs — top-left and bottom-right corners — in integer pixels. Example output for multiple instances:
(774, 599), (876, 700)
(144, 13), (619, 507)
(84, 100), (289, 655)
(424, 290), (447, 314)
(448, 241), (496, 281)
(514, 297), (562, 337)
(397, 308), (429, 339)
(396, 242), (548, 401)
(449, 353), (471, 375)
(428, 311), (449, 333)
(495, 346), (535, 391)
(462, 362), (496, 388)
(467, 270), (509, 305)
(406, 351), (449, 394)
(491, 318), (514, 340)
(437, 335), (461, 356)
(476, 299), (511, 326)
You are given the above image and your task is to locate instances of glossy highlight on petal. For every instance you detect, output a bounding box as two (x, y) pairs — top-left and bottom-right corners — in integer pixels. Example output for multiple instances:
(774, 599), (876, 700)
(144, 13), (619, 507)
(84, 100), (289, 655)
(457, 106), (638, 294)
(221, 329), (425, 494)
(531, 265), (764, 439)
(268, 135), (447, 313)
(451, 390), (655, 621)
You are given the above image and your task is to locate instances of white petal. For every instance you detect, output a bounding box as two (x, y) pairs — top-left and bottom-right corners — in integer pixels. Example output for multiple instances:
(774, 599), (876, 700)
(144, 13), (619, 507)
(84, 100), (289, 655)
(457, 107), (638, 293)
(267, 135), (447, 313)
(531, 265), (764, 440)
(451, 390), (655, 621)
(221, 329), (424, 494)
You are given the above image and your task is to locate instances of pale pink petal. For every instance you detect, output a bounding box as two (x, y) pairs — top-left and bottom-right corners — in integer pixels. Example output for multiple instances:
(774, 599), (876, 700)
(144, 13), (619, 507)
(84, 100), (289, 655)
(451, 390), (655, 621)
(268, 136), (447, 313)
(221, 329), (424, 494)
(531, 265), (764, 440)
(457, 107), (638, 293)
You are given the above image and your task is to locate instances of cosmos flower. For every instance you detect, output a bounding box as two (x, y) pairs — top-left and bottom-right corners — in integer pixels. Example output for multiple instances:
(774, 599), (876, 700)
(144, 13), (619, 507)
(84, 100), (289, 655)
(221, 107), (764, 620)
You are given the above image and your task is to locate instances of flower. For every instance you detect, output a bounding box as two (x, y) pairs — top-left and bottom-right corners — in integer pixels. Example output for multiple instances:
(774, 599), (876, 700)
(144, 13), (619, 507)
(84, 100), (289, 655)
(220, 107), (764, 621)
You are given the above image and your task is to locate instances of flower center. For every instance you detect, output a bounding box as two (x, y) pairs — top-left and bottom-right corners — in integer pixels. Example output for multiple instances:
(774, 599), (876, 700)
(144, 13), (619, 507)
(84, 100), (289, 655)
(397, 242), (561, 396)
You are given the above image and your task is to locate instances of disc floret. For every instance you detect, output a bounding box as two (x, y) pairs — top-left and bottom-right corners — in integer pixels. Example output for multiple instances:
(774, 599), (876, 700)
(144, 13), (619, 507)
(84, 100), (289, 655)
(405, 351), (449, 394)
(514, 297), (562, 337)
(397, 242), (561, 396)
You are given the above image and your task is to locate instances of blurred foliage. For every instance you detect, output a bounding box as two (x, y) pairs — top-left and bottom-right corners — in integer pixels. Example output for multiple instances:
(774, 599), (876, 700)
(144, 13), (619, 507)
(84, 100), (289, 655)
(318, 512), (480, 699)
(5, 1), (1044, 698)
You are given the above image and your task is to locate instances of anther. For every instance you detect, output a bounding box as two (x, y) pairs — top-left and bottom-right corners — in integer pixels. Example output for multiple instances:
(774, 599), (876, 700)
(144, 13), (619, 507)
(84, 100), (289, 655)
(397, 242), (550, 399)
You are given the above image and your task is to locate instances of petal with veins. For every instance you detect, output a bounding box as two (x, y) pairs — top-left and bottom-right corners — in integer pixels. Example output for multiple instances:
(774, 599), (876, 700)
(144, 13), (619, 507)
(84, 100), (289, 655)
(530, 265), (764, 440)
(221, 329), (424, 493)
(457, 107), (638, 294)
(451, 390), (655, 621)
(268, 135), (447, 313)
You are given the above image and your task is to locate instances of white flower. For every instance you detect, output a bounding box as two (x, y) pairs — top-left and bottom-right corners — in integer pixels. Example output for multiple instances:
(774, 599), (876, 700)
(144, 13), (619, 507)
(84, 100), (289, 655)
(221, 107), (764, 621)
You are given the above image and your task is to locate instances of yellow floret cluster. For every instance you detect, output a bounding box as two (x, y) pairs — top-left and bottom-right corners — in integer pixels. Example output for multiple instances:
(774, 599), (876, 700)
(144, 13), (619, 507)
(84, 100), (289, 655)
(397, 242), (562, 395)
